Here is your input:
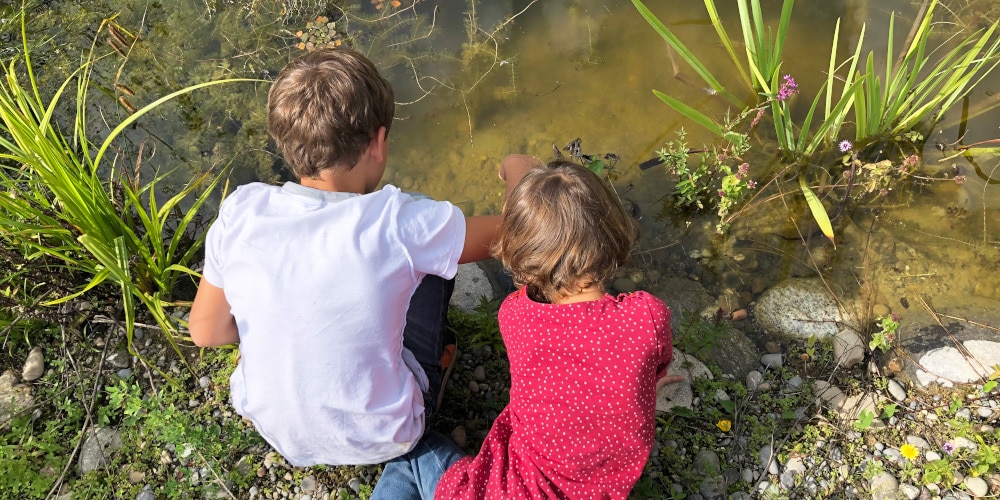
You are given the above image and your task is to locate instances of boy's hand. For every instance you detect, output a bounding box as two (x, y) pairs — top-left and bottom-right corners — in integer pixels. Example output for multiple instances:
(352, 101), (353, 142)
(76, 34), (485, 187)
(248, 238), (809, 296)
(499, 154), (543, 182)
(499, 154), (543, 206)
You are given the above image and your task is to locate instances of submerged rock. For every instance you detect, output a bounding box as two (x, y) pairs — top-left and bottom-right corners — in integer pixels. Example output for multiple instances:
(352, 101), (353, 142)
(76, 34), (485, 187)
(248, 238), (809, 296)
(754, 278), (858, 340)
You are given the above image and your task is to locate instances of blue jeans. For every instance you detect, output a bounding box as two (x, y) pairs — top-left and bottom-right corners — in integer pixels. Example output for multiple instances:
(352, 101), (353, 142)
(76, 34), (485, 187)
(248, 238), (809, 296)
(370, 431), (466, 500)
(403, 274), (455, 417)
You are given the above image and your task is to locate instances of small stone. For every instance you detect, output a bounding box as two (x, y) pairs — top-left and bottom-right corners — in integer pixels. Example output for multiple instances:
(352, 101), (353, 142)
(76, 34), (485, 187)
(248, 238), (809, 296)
(451, 426), (467, 448)
(347, 477), (362, 494)
(22, 347), (44, 381)
(887, 379), (907, 402)
(765, 341), (782, 354)
(760, 353), (783, 368)
(468, 381), (479, 393)
(117, 368), (132, 379)
(746, 371), (763, 391)
(263, 451), (278, 468)
(473, 366), (486, 382)
(731, 309), (748, 321)
(300, 475), (317, 494)
(965, 476), (988, 497)
(832, 329), (865, 368)
(898, 483), (921, 499)
(256, 467), (266, 477)
(872, 303), (891, 318)
(128, 470), (146, 483)
(869, 472), (899, 500)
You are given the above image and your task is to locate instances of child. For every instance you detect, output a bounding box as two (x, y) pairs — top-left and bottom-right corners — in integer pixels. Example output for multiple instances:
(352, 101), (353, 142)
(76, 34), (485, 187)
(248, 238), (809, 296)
(435, 159), (675, 499)
(187, 47), (533, 481)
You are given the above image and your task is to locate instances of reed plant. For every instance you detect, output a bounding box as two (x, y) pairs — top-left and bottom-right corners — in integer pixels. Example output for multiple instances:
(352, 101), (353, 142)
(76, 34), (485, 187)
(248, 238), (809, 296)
(633, 0), (1000, 240)
(0, 12), (256, 373)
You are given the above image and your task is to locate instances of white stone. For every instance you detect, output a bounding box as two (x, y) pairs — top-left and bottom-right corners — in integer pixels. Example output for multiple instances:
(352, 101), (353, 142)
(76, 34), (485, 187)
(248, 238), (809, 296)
(657, 349), (712, 413)
(21, 347), (44, 381)
(915, 340), (1000, 386)
(832, 329), (864, 368)
(754, 278), (858, 340)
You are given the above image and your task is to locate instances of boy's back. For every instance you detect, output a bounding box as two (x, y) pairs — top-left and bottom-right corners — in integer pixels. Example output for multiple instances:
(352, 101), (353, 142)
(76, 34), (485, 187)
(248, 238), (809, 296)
(204, 181), (465, 466)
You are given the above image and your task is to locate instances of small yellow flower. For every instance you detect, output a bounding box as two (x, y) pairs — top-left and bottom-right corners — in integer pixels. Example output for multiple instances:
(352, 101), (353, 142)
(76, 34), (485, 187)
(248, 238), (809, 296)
(900, 443), (919, 460)
(716, 419), (732, 432)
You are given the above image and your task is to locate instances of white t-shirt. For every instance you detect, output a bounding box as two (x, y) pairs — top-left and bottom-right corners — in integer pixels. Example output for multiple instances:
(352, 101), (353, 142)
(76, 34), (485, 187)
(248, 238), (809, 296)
(202, 182), (466, 466)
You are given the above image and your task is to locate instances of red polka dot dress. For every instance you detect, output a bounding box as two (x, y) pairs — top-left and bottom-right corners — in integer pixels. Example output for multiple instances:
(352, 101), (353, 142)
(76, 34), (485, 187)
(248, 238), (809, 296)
(435, 288), (672, 499)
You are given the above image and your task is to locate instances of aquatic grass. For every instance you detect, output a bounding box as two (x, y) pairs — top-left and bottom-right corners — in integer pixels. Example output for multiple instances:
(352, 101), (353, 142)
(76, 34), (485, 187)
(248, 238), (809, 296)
(0, 12), (256, 374)
(632, 0), (1000, 241)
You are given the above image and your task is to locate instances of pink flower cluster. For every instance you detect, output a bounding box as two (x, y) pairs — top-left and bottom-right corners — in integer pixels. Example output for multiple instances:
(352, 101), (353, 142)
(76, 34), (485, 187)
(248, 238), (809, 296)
(776, 75), (798, 102)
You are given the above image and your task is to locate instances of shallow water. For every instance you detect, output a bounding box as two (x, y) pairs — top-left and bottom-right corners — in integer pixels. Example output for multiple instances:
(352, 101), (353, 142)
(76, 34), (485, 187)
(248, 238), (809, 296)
(18, 0), (1000, 319)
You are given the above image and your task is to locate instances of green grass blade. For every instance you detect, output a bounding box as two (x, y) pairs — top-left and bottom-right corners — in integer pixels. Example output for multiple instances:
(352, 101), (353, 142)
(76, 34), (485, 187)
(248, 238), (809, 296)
(631, 0), (743, 106)
(652, 90), (725, 135)
(799, 174), (835, 247)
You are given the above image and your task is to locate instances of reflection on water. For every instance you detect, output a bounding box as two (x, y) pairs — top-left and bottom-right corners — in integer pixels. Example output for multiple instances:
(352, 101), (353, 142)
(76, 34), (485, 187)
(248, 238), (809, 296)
(22, 0), (1000, 312)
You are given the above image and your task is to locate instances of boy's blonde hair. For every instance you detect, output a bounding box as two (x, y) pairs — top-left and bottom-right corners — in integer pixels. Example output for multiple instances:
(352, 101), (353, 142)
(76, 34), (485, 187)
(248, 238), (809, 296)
(493, 160), (639, 303)
(267, 48), (394, 179)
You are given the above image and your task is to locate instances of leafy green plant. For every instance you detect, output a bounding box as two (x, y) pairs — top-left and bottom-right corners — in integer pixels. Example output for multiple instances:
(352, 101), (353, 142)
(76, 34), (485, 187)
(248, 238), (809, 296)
(853, 408), (875, 430)
(869, 314), (900, 353)
(0, 11), (257, 374)
(447, 297), (504, 354)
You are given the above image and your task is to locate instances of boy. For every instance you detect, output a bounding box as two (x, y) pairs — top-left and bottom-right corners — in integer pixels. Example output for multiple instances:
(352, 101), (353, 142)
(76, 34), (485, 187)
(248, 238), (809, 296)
(188, 48), (537, 473)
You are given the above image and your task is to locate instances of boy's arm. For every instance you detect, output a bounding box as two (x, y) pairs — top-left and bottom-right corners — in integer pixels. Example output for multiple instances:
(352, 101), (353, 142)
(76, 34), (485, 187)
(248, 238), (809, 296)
(458, 154), (543, 264)
(189, 277), (240, 347)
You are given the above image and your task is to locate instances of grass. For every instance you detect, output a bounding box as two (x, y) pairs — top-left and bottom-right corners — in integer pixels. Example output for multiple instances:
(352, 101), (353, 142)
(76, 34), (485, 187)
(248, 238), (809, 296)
(0, 10), (259, 376)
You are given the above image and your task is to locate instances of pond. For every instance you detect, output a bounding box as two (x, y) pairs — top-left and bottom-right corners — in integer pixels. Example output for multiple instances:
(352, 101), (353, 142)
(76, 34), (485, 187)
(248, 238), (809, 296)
(11, 0), (1000, 328)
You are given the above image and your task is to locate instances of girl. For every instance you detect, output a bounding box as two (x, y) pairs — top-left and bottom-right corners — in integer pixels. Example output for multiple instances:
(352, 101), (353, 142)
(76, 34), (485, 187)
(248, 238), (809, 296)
(435, 159), (675, 499)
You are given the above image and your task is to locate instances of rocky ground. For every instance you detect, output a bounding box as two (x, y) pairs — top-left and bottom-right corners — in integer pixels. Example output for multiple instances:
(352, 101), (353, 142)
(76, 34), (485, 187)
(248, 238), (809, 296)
(2, 263), (999, 499)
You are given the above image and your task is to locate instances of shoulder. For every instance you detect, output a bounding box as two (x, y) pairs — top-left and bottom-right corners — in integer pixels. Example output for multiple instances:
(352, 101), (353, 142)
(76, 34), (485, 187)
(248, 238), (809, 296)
(617, 290), (669, 316)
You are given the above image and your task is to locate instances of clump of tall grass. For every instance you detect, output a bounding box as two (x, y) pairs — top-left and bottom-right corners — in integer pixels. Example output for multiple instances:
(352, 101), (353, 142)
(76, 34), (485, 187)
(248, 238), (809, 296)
(633, 0), (1000, 240)
(0, 12), (257, 374)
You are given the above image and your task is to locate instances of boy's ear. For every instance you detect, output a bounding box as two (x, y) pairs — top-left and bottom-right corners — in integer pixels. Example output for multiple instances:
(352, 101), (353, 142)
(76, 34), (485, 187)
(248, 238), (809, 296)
(368, 126), (388, 163)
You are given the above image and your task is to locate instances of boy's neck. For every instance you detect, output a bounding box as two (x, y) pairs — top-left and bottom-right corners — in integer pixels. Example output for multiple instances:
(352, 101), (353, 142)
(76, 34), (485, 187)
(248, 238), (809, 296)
(299, 170), (365, 194)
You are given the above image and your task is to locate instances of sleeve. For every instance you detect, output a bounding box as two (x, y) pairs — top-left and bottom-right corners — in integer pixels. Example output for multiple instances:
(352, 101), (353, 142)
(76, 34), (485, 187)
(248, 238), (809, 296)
(649, 295), (673, 381)
(201, 205), (228, 288)
(394, 196), (467, 279)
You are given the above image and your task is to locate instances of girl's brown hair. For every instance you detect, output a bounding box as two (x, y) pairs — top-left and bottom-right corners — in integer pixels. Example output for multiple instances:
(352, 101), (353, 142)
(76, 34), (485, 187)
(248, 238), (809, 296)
(267, 48), (394, 179)
(493, 159), (639, 303)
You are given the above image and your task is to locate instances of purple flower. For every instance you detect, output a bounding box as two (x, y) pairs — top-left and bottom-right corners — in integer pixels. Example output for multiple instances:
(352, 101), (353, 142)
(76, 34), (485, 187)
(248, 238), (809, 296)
(942, 442), (956, 454)
(776, 74), (799, 102)
(747, 180), (757, 189)
(718, 190), (726, 198)
(738, 163), (750, 176)
(839, 140), (852, 152)
(955, 175), (966, 185)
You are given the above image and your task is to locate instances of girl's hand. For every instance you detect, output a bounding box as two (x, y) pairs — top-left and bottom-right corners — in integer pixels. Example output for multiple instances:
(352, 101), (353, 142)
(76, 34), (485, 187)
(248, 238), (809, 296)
(656, 375), (684, 392)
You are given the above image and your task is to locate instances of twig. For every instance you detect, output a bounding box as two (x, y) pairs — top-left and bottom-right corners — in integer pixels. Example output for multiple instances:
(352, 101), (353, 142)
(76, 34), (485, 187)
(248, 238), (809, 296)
(46, 326), (110, 500)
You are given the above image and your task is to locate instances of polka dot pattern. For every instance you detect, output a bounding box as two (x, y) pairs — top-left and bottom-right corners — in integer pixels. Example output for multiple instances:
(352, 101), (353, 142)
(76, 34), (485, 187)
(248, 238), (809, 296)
(436, 288), (672, 499)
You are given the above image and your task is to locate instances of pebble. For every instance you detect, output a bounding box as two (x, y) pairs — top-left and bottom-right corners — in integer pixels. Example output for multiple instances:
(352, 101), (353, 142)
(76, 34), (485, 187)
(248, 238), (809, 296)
(964, 477), (988, 497)
(468, 381), (479, 392)
(899, 483), (921, 499)
(887, 379), (907, 402)
(870, 472), (899, 499)
(746, 371), (763, 391)
(22, 347), (45, 381)
(451, 426), (467, 448)
(347, 477), (361, 494)
(760, 354), (783, 368)
(473, 366), (486, 382)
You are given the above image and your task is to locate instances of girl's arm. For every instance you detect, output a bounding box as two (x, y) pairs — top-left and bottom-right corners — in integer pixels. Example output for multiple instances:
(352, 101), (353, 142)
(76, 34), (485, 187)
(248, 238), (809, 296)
(189, 277), (240, 347)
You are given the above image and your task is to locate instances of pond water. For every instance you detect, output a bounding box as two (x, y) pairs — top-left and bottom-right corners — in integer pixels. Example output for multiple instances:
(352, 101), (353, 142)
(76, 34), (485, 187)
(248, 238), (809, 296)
(13, 0), (1000, 327)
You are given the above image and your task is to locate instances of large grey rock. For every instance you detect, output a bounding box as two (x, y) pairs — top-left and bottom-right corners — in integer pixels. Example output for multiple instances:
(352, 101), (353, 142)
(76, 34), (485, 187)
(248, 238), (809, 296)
(0, 370), (33, 429)
(754, 278), (859, 340)
(657, 348), (712, 413)
(79, 427), (123, 473)
(704, 327), (760, 380)
(449, 263), (496, 313)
